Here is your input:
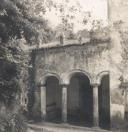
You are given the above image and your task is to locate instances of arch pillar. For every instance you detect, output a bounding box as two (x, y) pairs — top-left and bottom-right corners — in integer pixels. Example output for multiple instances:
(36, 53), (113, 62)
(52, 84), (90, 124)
(39, 73), (63, 120)
(91, 83), (100, 127)
(96, 71), (110, 85)
(62, 70), (94, 124)
(41, 84), (46, 121)
(61, 84), (68, 123)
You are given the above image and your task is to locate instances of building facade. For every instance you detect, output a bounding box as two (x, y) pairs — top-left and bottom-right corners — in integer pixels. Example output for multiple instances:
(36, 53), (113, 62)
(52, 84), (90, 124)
(26, 0), (128, 130)
(28, 36), (112, 129)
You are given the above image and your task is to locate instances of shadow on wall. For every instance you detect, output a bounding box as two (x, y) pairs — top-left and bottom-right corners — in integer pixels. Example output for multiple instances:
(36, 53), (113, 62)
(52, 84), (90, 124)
(45, 76), (62, 123)
(98, 74), (110, 130)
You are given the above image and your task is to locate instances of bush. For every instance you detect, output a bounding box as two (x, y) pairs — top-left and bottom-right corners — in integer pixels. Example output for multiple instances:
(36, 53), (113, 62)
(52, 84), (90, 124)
(0, 109), (27, 132)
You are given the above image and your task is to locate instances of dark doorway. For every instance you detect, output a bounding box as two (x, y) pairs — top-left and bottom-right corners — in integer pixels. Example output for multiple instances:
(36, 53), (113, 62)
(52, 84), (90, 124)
(45, 76), (62, 123)
(67, 73), (93, 127)
(99, 74), (110, 129)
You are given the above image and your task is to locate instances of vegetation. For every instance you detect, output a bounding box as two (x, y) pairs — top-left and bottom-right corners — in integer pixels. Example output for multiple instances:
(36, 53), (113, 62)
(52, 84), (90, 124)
(0, 0), (54, 131)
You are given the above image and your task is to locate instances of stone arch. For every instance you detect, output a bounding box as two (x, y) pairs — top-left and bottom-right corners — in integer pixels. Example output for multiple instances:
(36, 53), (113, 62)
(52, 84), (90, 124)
(96, 71), (110, 84)
(65, 69), (93, 126)
(40, 72), (63, 122)
(40, 72), (63, 86)
(63, 69), (92, 85)
(97, 71), (110, 129)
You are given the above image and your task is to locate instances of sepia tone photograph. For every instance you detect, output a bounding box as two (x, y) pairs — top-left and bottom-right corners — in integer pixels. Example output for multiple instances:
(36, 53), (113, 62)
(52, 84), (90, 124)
(0, 0), (128, 132)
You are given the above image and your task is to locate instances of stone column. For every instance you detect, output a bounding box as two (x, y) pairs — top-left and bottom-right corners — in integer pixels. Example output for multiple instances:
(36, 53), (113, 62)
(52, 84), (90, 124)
(62, 84), (68, 123)
(40, 85), (46, 121)
(33, 86), (41, 118)
(92, 84), (99, 127)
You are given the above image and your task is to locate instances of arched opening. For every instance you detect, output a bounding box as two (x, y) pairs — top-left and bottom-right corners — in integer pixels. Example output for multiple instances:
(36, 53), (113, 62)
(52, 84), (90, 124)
(67, 73), (93, 127)
(98, 74), (110, 129)
(45, 76), (62, 123)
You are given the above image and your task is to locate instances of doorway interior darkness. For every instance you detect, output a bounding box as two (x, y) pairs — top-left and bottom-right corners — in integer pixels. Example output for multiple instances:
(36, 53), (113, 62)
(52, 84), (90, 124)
(67, 73), (93, 127)
(45, 76), (62, 123)
(99, 74), (110, 129)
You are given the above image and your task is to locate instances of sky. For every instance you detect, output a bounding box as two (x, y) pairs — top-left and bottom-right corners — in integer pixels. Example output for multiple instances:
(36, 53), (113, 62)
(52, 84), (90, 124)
(43, 0), (108, 32)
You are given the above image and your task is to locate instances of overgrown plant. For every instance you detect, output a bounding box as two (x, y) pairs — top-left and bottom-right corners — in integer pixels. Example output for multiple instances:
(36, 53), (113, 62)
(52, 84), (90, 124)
(0, 0), (54, 131)
(0, 36), (30, 132)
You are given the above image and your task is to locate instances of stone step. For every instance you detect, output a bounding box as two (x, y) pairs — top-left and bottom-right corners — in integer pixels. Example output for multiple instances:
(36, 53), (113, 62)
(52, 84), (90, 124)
(28, 122), (111, 132)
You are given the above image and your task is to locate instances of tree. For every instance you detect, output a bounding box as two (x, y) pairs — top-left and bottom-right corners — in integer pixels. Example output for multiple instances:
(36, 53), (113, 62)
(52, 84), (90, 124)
(0, 0), (55, 131)
(28, 0), (93, 39)
(0, 0), (54, 45)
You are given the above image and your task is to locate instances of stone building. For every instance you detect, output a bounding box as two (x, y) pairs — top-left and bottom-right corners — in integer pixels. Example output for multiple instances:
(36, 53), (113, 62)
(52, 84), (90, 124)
(25, 0), (128, 131)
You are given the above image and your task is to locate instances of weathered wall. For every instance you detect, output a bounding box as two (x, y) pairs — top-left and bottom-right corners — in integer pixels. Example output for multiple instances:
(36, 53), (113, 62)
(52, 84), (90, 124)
(34, 42), (110, 84)
(31, 41), (110, 123)
(108, 0), (128, 128)
(31, 35), (126, 128)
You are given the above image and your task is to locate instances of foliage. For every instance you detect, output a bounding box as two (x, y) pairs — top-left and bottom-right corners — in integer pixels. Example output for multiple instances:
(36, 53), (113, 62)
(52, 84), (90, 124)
(28, 0), (101, 39)
(0, 110), (27, 132)
(0, 0), (54, 45)
(0, 36), (29, 132)
(0, 0), (46, 131)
